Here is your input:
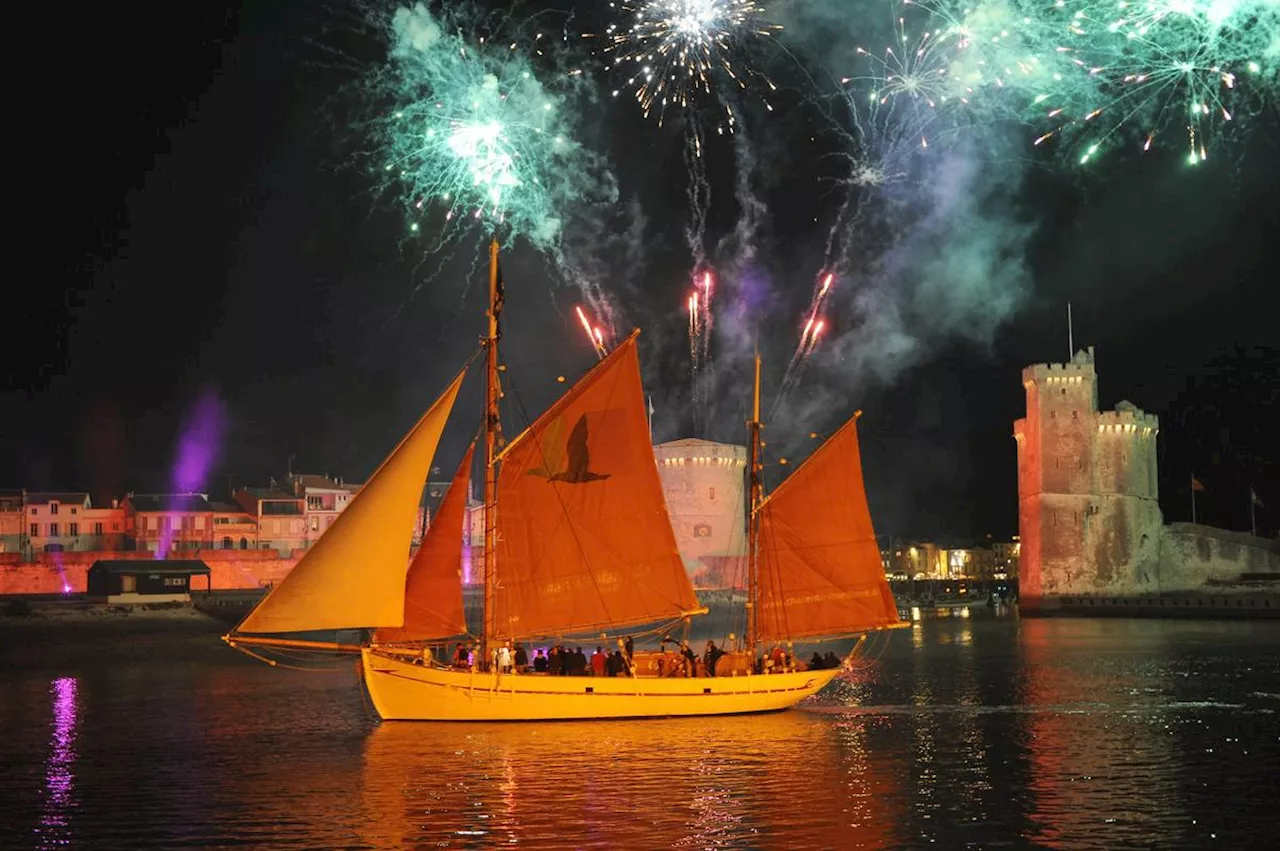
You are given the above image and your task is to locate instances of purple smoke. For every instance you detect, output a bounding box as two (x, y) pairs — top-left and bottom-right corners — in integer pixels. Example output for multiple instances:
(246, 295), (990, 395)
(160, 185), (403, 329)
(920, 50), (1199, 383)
(157, 388), (225, 558)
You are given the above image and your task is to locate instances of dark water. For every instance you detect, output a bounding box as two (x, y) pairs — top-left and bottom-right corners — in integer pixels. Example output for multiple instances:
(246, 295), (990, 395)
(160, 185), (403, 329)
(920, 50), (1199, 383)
(2, 610), (1277, 849)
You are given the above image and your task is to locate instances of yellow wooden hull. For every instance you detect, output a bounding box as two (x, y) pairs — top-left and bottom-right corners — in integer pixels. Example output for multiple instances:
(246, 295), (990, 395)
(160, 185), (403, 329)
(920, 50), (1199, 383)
(360, 649), (845, 722)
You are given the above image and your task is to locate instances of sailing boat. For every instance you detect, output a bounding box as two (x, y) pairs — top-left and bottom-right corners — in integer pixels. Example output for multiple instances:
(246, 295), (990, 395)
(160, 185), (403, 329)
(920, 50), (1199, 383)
(224, 240), (905, 721)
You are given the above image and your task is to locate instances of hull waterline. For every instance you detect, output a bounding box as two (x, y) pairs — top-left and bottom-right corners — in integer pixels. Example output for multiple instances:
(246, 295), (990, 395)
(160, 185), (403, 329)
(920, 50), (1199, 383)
(360, 649), (844, 722)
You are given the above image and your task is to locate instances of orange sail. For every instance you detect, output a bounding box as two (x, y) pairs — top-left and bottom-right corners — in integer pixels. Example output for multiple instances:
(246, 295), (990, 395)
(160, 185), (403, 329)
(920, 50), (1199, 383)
(374, 443), (474, 644)
(756, 413), (901, 642)
(492, 332), (701, 639)
(234, 371), (464, 635)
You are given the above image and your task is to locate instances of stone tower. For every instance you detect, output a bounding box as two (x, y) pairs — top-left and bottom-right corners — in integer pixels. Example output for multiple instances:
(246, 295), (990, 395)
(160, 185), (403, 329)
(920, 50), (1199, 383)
(1014, 347), (1163, 610)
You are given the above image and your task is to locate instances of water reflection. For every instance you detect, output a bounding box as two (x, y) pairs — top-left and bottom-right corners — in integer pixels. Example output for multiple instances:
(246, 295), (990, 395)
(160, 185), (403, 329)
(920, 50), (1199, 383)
(2, 613), (1276, 849)
(37, 677), (79, 850)
(1021, 618), (1180, 849)
(358, 711), (900, 849)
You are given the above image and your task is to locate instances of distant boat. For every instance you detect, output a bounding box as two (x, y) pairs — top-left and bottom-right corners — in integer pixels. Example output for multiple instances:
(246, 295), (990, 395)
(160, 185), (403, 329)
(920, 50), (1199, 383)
(224, 241), (906, 721)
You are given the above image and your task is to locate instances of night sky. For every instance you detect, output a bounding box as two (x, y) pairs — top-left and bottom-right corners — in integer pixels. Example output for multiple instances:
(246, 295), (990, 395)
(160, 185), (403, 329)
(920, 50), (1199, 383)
(7, 1), (1279, 542)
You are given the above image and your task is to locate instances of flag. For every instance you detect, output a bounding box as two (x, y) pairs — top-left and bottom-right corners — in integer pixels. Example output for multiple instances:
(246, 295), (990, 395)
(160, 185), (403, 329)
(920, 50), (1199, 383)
(1191, 475), (1205, 492)
(1253, 489), (1265, 508)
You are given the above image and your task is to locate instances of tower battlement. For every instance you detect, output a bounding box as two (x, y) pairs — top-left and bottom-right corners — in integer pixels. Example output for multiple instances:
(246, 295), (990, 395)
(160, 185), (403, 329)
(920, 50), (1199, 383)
(1021, 346), (1097, 385)
(1096, 406), (1159, 432)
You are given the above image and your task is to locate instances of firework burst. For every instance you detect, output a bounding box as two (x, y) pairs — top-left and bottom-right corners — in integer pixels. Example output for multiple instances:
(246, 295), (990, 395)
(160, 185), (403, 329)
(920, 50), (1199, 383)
(1035, 0), (1279, 164)
(599, 0), (782, 129)
(359, 2), (612, 251)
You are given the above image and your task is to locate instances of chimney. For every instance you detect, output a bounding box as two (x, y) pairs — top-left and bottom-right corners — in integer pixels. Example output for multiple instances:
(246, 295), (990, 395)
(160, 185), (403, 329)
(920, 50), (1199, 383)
(111, 498), (119, 509)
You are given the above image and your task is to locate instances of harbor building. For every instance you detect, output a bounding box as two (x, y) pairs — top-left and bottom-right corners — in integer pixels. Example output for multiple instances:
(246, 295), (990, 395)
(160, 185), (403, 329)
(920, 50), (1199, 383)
(1015, 347), (1277, 612)
(654, 439), (747, 588)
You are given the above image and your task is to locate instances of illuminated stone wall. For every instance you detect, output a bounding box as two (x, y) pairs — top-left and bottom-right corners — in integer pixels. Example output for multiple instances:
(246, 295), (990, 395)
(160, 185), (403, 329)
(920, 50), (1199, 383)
(0, 550), (300, 595)
(654, 439), (747, 588)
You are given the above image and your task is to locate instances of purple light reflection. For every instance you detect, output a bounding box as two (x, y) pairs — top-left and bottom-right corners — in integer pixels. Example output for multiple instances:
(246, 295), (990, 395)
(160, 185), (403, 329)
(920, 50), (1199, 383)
(36, 677), (79, 849)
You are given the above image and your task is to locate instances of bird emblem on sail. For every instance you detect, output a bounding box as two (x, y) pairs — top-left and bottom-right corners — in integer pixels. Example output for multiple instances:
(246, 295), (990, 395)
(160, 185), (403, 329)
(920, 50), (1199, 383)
(527, 414), (610, 483)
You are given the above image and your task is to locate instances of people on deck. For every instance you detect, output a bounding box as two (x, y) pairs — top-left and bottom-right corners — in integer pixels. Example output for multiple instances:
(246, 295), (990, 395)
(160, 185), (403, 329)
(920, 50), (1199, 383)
(769, 644), (787, 673)
(548, 646), (563, 676)
(591, 647), (607, 677)
(498, 642), (512, 674)
(809, 652), (824, 670)
(514, 644), (528, 672)
(533, 648), (548, 673)
(704, 640), (725, 678)
(681, 641), (697, 677)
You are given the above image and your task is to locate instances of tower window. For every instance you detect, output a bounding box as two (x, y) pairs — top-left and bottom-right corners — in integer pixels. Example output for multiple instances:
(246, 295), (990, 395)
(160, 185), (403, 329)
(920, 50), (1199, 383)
(1050, 410), (1056, 419)
(1061, 389), (1066, 395)
(1072, 410), (1077, 419)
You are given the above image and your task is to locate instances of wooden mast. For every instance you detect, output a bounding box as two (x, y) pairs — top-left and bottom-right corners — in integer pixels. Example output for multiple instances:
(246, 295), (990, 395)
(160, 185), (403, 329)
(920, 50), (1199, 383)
(746, 351), (763, 660)
(481, 238), (500, 669)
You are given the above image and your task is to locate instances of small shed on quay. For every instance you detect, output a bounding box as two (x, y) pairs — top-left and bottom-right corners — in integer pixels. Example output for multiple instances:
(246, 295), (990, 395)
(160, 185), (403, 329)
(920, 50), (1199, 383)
(87, 560), (212, 604)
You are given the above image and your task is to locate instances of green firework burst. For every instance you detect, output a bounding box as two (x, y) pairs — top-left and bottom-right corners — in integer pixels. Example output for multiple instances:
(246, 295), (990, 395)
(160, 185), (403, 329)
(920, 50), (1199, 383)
(360, 2), (613, 250)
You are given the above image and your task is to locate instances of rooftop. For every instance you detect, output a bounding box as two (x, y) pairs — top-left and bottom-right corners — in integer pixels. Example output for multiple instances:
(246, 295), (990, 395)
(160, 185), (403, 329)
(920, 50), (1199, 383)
(240, 488), (299, 501)
(289, 474), (347, 492)
(25, 492), (91, 506)
(88, 559), (211, 576)
(209, 501), (253, 515)
(127, 494), (214, 513)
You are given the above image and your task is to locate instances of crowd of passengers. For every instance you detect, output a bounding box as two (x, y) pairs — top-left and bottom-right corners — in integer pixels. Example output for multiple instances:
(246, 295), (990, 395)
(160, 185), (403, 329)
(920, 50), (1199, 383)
(435, 636), (846, 677)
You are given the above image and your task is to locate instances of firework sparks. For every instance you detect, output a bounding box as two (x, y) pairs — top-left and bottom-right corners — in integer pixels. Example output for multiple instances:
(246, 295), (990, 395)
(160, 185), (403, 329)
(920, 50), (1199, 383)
(575, 305), (608, 359)
(359, 2), (612, 251)
(598, 1), (781, 128)
(1037, 0), (1278, 164)
(774, 272), (836, 411)
(685, 268), (717, 430)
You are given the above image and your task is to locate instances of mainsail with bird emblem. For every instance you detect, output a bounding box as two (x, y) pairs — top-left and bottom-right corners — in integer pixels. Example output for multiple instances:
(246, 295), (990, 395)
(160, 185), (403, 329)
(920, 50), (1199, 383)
(491, 332), (701, 639)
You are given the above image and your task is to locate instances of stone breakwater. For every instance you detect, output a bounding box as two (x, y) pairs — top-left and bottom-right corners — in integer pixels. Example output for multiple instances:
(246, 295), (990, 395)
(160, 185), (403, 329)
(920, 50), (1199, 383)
(0, 550), (299, 596)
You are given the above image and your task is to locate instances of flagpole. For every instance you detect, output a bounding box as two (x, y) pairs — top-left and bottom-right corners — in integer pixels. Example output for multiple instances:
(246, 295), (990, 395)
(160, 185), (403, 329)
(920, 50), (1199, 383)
(1250, 486), (1257, 537)
(1068, 301), (1074, 359)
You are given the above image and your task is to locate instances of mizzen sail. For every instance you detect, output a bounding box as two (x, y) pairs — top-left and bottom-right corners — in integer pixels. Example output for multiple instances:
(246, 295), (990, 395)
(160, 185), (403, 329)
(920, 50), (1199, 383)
(374, 443), (474, 644)
(756, 413), (900, 642)
(234, 371), (465, 635)
(492, 332), (700, 639)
